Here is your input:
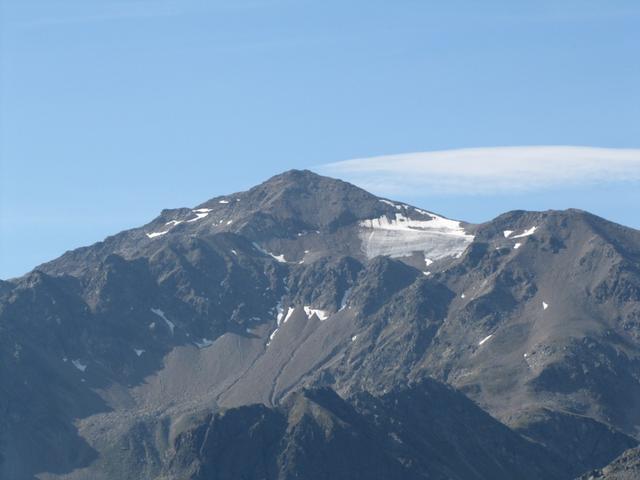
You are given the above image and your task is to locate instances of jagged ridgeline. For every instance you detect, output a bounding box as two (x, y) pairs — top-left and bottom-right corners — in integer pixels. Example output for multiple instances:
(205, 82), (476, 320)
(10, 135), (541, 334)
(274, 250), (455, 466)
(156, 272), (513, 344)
(1, 170), (639, 479)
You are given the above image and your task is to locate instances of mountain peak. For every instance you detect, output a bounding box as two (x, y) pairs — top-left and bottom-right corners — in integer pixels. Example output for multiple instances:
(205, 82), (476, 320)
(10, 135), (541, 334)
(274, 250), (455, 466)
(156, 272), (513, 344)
(36, 170), (476, 277)
(264, 168), (326, 184)
(202, 169), (375, 205)
(196, 169), (388, 233)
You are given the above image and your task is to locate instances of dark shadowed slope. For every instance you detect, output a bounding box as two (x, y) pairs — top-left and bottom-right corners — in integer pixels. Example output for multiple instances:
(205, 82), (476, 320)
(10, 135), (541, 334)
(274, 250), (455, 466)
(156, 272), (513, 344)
(165, 380), (568, 480)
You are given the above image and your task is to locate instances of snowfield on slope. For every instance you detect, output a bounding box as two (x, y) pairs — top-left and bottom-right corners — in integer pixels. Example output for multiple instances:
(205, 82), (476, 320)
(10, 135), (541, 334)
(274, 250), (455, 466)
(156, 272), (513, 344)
(359, 211), (474, 260)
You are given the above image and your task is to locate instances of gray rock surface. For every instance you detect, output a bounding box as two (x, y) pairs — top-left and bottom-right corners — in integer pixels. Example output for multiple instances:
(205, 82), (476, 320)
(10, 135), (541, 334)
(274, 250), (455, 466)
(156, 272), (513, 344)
(577, 447), (640, 479)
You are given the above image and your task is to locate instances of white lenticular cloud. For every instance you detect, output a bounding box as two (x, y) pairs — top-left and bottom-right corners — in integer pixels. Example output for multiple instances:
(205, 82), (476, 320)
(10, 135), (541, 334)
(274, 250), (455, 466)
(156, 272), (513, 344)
(318, 146), (640, 195)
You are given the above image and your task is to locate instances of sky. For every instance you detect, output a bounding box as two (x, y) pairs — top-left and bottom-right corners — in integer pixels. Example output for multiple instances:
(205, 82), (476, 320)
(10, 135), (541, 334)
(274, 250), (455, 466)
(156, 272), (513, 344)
(1, 0), (639, 279)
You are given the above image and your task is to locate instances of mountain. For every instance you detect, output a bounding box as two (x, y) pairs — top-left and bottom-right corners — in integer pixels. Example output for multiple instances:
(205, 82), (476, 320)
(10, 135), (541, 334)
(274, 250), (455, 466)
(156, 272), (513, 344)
(1, 170), (639, 479)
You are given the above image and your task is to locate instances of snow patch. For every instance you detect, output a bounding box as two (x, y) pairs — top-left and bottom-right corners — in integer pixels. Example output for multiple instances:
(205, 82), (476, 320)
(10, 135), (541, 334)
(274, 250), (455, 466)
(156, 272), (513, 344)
(147, 217), (187, 238)
(231, 249), (238, 256)
(423, 271), (431, 276)
(194, 338), (213, 349)
(253, 243), (288, 263)
(478, 334), (493, 346)
(351, 335), (358, 342)
(512, 226), (537, 238)
(513, 243), (522, 250)
(359, 212), (474, 261)
(283, 307), (295, 324)
(424, 256), (433, 266)
(267, 328), (279, 346)
(146, 230), (170, 239)
(72, 359), (87, 372)
(543, 301), (549, 310)
(276, 302), (285, 325)
(339, 288), (353, 311)
(134, 349), (145, 357)
(379, 199), (406, 210)
(187, 208), (212, 222)
(218, 200), (230, 204)
(304, 306), (329, 321)
(461, 293), (466, 299)
(503, 230), (513, 238)
(151, 308), (175, 334)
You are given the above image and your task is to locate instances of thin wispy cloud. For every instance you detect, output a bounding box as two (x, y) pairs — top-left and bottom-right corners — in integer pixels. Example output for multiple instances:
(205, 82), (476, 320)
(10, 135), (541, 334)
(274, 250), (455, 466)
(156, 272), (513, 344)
(319, 146), (640, 196)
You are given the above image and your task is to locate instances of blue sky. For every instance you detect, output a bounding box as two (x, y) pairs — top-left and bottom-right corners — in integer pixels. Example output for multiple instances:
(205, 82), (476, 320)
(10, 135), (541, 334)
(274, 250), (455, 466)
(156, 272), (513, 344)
(1, 0), (639, 279)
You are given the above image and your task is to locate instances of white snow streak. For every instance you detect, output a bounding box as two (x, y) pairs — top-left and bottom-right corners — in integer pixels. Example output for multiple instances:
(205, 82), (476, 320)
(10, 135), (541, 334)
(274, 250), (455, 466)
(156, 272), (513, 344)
(512, 226), (537, 238)
(478, 335), (493, 346)
(283, 307), (295, 324)
(72, 359), (87, 372)
(339, 288), (353, 310)
(253, 243), (287, 263)
(267, 328), (279, 346)
(146, 230), (170, 238)
(276, 302), (285, 325)
(187, 208), (212, 222)
(151, 308), (175, 334)
(303, 306), (329, 321)
(194, 338), (213, 348)
(147, 218), (186, 238)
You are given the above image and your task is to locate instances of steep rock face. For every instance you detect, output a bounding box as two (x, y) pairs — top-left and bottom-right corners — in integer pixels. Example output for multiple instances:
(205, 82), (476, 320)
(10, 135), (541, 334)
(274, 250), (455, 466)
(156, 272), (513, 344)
(1, 170), (639, 479)
(417, 210), (640, 436)
(577, 447), (640, 480)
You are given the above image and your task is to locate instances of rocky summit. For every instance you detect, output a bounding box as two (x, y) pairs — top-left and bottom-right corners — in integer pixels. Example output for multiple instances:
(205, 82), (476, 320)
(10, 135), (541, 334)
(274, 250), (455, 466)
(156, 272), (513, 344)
(1, 170), (639, 479)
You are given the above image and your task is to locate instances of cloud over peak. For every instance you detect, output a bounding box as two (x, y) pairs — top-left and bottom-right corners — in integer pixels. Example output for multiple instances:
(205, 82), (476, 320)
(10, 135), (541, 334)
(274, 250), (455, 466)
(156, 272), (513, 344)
(318, 146), (640, 196)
